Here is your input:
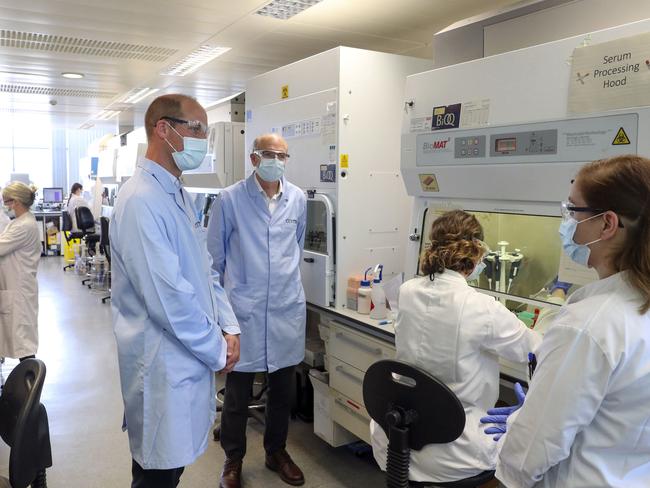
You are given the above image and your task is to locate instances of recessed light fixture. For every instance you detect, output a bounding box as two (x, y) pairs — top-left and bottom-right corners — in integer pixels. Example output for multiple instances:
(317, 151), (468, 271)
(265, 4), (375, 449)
(115, 87), (159, 104)
(61, 72), (84, 79)
(256, 0), (324, 20)
(160, 45), (231, 77)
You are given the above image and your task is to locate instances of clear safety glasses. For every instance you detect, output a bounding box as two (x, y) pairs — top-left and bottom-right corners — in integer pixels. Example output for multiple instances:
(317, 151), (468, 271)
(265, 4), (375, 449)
(159, 116), (208, 137)
(255, 149), (290, 162)
(560, 200), (624, 228)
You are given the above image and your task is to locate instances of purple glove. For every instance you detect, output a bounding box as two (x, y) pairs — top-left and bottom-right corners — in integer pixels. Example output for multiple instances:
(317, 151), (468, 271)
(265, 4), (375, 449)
(550, 276), (572, 293)
(480, 382), (526, 441)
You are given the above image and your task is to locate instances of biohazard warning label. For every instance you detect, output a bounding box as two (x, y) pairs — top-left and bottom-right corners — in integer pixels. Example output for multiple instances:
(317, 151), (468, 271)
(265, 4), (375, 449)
(612, 127), (631, 145)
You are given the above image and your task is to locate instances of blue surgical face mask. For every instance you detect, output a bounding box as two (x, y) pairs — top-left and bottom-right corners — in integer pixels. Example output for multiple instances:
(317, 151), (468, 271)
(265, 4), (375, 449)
(467, 260), (486, 282)
(256, 157), (285, 182)
(558, 213), (603, 267)
(165, 124), (208, 171)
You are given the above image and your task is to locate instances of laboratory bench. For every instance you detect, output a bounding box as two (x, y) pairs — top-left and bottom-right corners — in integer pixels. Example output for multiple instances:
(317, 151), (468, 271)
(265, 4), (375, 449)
(306, 302), (528, 447)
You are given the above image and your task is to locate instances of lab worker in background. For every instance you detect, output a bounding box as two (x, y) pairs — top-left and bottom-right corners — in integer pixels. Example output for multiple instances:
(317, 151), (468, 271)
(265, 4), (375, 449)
(66, 182), (89, 231)
(0, 182), (41, 361)
(110, 94), (240, 488)
(208, 133), (307, 488)
(489, 155), (650, 487)
(370, 210), (541, 484)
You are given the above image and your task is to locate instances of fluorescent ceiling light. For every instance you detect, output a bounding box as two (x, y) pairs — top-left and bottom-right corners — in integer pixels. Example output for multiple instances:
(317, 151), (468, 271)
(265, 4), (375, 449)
(256, 0), (324, 20)
(78, 121), (95, 129)
(160, 45), (231, 77)
(115, 87), (159, 104)
(94, 110), (120, 121)
(61, 72), (84, 79)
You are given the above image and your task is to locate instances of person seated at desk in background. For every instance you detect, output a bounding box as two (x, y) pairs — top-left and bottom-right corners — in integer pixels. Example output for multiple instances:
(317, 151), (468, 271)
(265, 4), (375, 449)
(0, 182), (41, 362)
(370, 209), (542, 484)
(66, 182), (90, 231)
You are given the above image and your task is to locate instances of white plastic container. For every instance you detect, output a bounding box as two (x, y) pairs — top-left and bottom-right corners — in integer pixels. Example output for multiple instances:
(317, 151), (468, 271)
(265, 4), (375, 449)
(357, 279), (372, 314)
(370, 278), (387, 320)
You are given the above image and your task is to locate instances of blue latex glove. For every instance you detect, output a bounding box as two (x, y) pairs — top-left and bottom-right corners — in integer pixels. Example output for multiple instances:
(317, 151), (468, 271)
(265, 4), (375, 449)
(480, 382), (526, 441)
(550, 276), (572, 293)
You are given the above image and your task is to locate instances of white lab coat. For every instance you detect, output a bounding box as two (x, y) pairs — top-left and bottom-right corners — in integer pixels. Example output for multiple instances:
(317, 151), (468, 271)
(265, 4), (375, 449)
(496, 271), (650, 488)
(0, 212), (41, 358)
(370, 271), (541, 483)
(110, 159), (239, 469)
(66, 193), (89, 231)
(0, 211), (9, 234)
(207, 173), (307, 372)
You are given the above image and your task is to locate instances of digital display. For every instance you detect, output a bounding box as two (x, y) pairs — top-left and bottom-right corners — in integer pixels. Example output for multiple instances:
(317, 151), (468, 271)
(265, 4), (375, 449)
(495, 138), (517, 153)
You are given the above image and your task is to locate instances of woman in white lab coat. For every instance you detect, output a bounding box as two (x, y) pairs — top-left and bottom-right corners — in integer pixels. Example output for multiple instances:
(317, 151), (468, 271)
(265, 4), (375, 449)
(66, 182), (89, 231)
(370, 209), (541, 483)
(492, 155), (650, 488)
(0, 182), (41, 360)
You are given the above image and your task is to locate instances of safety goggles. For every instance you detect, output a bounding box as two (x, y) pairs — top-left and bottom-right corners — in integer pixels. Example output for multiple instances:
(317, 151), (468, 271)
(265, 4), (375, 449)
(561, 200), (624, 228)
(159, 116), (208, 137)
(254, 149), (290, 162)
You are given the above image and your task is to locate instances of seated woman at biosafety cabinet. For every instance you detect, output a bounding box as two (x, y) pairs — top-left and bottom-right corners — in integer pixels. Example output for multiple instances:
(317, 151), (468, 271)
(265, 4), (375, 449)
(492, 155), (650, 488)
(370, 209), (541, 484)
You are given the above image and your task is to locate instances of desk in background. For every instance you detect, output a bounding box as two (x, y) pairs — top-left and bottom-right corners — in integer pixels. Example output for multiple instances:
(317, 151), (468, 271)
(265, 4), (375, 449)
(33, 210), (62, 256)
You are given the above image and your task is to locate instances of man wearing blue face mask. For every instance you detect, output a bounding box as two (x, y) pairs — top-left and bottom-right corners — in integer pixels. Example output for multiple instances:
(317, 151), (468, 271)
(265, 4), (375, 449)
(207, 133), (307, 488)
(110, 94), (241, 488)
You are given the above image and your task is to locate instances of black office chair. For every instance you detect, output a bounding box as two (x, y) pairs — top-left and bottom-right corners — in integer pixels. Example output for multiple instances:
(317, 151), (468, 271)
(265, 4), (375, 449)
(74, 206), (100, 254)
(99, 217), (111, 304)
(75, 207), (99, 286)
(0, 359), (52, 488)
(61, 211), (83, 272)
(363, 360), (495, 488)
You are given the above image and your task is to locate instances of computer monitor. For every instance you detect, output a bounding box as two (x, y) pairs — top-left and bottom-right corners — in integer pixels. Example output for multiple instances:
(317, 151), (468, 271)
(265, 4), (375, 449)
(43, 187), (64, 204)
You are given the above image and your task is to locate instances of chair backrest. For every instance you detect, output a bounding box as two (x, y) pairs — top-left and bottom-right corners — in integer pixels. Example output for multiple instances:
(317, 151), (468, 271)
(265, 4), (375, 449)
(363, 359), (465, 450)
(75, 206), (95, 233)
(61, 211), (72, 232)
(0, 359), (52, 488)
(99, 216), (111, 263)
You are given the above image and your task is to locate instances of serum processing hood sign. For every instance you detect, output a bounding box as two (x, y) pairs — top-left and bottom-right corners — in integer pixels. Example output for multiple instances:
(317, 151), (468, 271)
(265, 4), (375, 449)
(568, 31), (650, 114)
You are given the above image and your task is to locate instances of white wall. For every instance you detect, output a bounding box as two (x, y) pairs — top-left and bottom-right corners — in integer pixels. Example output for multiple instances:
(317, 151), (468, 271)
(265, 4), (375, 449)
(484, 0), (650, 56)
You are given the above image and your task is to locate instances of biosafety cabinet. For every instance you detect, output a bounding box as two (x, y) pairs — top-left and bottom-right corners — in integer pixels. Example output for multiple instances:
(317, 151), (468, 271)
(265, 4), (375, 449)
(245, 47), (430, 309)
(400, 19), (650, 379)
(183, 121), (246, 190)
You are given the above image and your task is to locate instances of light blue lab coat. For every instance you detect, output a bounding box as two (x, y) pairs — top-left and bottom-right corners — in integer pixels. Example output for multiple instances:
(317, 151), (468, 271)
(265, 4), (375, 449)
(110, 159), (239, 469)
(208, 173), (307, 372)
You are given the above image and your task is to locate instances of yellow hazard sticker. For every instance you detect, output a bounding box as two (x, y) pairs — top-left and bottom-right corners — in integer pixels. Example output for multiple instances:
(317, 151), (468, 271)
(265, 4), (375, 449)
(340, 154), (349, 168)
(612, 127), (630, 145)
(281, 85), (289, 99)
(419, 174), (439, 192)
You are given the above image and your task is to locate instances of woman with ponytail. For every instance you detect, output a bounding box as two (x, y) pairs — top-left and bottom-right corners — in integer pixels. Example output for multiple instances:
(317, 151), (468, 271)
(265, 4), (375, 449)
(0, 182), (41, 361)
(370, 209), (541, 484)
(494, 155), (650, 487)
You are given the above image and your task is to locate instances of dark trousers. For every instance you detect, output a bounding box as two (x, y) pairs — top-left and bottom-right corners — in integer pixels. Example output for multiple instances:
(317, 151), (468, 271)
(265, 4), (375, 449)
(220, 365), (295, 461)
(131, 459), (185, 488)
